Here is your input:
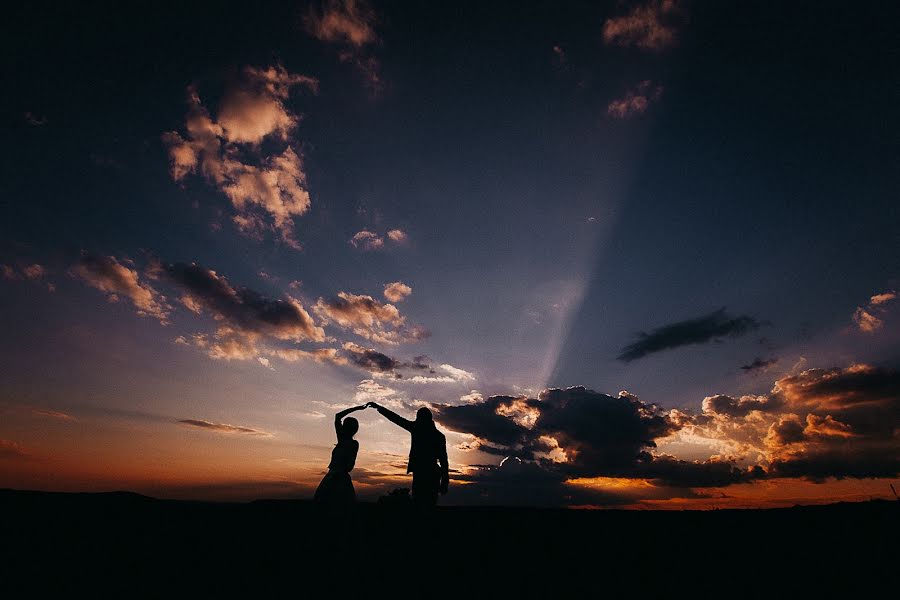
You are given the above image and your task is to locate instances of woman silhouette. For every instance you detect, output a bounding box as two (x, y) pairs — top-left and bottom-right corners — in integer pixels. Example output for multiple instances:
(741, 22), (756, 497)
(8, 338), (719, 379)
(314, 404), (367, 505)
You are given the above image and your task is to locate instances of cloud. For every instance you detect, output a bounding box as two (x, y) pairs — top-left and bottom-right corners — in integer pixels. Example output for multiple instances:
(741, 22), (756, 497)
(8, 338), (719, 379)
(740, 357), (779, 374)
(607, 80), (664, 119)
(349, 230), (384, 251)
(0, 439), (29, 459)
(429, 364), (899, 504)
(266, 347), (347, 366)
(671, 364), (900, 481)
(217, 66), (317, 144)
(852, 290), (897, 333)
(406, 364), (476, 384)
(342, 341), (401, 373)
(434, 386), (757, 488)
(32, 409), (76, 421)
(352, 378), (399, 405)
(305, 0), (377, 47)
(163, 262), (324, 342)
(349, 229), (407, 250)
(178, 419), (271, 436)
(618, 308), (764, 362)
(383, 281), (412, 303)
(71, 254), (170, 323)
(386, 229), (407, 243)
(314, 291), (429, 345)
(1, 263), (54, 292)
(162, 66), (317, 249)
(305, 0), (381, 90)
(602, 0), (683, 51)
(161, 261), (326, 361)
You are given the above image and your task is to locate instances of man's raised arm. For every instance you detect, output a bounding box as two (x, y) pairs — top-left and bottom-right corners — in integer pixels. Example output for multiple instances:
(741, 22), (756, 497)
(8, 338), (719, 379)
(366, 402), (414, 432)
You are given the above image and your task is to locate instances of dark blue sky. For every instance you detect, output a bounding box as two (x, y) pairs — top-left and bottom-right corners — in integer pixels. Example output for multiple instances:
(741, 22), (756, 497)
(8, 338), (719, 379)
(1, 1), (898, 503)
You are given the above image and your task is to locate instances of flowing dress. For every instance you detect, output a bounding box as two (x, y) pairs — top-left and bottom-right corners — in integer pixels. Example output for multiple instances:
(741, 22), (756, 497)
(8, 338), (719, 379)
(314, 439), (359, 505)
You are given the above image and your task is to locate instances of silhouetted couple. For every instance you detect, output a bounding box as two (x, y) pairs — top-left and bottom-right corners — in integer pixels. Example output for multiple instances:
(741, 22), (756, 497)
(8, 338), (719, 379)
(314, 402), (449, 507)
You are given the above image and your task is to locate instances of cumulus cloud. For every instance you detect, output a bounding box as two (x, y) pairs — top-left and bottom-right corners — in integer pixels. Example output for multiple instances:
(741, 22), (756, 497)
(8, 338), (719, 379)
(434, 386), (759, 489)
(386, 229), (407, 243)
(852, 290), (897, 333)
(162, 66), (317, 249)
(349, 230), (384, 251)
(607, 80), (664, 119)
(71, 254), (170, 323)
(618, 308), (764, 362)
(383, 281), (412, 303)
(670, 364), (900, 481)
(314, 291), (429, 345)
(602, 0), (683, 50)
(349, 229), (407, 250)
(431, 363), (898, 505)
(178, 419), (270, 436)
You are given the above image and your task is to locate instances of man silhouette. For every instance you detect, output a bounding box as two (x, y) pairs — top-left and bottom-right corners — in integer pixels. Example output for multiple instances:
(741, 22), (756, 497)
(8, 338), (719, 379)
(366, 403), (449, 506)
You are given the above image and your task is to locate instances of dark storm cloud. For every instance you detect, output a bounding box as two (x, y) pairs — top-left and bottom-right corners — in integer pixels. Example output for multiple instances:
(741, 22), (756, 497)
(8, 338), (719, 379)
(740, 357), (779, 373)
(341, 342), (401, 373)
(618, 308), (764, 362)
(161, 262), (324, 343)
(438, 395), (535, 448)
(434, 386), (757, 489)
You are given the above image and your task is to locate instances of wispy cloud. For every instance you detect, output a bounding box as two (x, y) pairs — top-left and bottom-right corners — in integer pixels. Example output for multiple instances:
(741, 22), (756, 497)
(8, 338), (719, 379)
(70, 254), (170, 323)
(740, 357), (779, 374)
(852, 290), (897, 333)
(602, 0), (683, 51)
(305, 0), (382, 91)
(607, 80), (663, 119)
(178, 419), (271, 436)
(618, 308), (764, 362)
(0, 439), (29, 459)
(32, 409), (76, 421)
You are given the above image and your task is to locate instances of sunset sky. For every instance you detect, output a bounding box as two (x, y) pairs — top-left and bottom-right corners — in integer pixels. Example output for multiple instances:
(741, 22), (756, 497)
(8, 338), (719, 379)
(2, 0), (898, 508)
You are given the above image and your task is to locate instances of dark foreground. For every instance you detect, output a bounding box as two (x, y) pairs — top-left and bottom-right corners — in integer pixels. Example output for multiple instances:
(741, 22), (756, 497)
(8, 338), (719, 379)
(1, 489), (896, 596)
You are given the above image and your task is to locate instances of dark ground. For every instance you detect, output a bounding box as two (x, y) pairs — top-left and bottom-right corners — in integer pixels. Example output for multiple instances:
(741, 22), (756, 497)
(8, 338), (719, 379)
(1, 489), (896, 596)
